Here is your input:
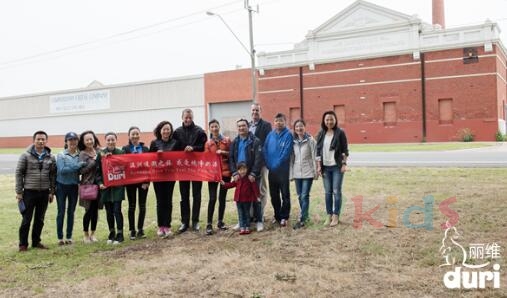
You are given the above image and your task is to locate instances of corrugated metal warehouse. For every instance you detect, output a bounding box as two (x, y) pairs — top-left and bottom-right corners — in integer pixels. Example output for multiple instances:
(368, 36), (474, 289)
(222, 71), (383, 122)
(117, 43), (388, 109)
(0, 76), (208, 147)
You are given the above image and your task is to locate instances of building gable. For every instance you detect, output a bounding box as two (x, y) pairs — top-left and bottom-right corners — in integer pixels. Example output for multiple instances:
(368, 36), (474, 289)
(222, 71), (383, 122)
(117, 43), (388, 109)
(258, 0), (502, 71)
(309, 0), (417, 38)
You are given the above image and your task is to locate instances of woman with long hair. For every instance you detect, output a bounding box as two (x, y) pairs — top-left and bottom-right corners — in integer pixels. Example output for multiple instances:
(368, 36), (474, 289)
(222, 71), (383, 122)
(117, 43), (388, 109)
(78, 130), (101, 243)
(315, 111), (349, 227)
(149, 121), (179, 238)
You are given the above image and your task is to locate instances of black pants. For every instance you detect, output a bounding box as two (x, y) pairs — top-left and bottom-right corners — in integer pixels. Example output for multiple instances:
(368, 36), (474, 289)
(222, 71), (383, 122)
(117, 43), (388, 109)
(126, 183), (148, 232)
(179, 181), (202, 225)
(153, 181), (175, 227)
(19, 190), (49, 247)
(207, 176), (230, 225)
(268, 168), (291, 221)
(83, 199), (99, 232)
(105, 201), (123, 232)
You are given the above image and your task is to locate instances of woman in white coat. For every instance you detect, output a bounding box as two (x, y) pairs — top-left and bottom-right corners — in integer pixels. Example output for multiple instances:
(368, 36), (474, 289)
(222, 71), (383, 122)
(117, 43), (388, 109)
(289, 119), (318, 229)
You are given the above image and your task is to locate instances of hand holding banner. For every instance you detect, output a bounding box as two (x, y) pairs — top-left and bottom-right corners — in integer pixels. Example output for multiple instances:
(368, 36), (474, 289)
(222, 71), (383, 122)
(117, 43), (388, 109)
(101, 151), (222, 187)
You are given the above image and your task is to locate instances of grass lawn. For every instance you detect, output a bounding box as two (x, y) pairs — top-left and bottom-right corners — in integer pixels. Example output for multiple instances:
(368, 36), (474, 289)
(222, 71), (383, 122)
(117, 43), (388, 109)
(349, 142), (495, 152)
(0, 168), (506, 297)
(0, 142), (497, 155)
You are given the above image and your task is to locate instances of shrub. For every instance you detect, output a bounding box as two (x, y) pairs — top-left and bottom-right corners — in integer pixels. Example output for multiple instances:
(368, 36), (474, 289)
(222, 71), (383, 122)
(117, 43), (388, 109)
(458, 128), (474, 142)
(496, 131), (506, 142)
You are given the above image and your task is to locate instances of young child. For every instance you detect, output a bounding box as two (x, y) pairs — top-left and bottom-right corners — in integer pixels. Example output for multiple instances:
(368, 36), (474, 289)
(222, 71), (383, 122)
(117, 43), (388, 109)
(221, 162), (260, 235)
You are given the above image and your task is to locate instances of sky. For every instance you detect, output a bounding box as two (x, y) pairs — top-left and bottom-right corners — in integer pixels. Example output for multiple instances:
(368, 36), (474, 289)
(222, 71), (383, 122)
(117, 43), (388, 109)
(0, 0), (506, 98)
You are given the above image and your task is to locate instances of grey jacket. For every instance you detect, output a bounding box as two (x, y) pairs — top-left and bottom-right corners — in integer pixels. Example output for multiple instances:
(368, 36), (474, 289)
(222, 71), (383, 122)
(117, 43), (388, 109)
(15, 145), (56, 194)
(290, 134), (318, 180)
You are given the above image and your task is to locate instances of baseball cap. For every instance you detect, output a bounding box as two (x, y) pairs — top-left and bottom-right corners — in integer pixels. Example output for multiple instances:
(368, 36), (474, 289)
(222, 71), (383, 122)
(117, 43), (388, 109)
(65, 132), (78, 141)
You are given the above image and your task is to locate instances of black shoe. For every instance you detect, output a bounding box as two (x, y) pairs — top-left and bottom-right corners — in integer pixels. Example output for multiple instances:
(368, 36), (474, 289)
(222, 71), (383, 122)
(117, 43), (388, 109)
(129, 230), (136, 240)
(114, 233), (124, 244)
(178, 224), (188, 234)
(192, 222), (200, 232)
(137, 230), (146, 239)
(293, 221), (304, 230)
(205, 224), (213, 235)
(217, 221), (228, 231)
(33, 243), (49, 250)
(108, 231), (115, 241)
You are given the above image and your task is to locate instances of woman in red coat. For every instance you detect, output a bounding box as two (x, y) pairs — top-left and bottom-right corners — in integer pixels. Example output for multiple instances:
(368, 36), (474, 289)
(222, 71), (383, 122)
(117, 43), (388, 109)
(205, 119), (231, 235)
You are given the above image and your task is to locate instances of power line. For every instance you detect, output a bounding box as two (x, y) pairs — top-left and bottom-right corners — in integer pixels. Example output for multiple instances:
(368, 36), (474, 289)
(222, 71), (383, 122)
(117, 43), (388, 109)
(0, 0), (244, 69)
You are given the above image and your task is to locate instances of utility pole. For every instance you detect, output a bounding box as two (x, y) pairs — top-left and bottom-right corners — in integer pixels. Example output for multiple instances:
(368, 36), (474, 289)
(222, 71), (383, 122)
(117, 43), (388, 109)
(207, 2), (258, 103)
(245, 0), (257, 103)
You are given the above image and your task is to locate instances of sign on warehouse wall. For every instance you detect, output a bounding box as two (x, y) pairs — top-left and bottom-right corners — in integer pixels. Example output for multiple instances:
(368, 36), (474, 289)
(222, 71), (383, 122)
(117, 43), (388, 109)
(49, 90), (110, 113)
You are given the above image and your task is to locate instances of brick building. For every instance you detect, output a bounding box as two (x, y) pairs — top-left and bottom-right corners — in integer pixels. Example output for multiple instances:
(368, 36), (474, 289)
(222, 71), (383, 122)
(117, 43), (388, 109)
(206, 0), (507, 142)
(2, 0), (506, 146)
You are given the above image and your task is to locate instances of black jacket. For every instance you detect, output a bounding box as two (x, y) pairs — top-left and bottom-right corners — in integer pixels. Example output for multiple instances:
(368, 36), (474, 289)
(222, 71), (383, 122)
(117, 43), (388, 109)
(122, 142), (149, 154)
(148, 138), (179, 152)
(251, 118), (272, 145)
(229, 132), (263, 178)
(173, 122), (207, 152)
(315, 127), (349, 169)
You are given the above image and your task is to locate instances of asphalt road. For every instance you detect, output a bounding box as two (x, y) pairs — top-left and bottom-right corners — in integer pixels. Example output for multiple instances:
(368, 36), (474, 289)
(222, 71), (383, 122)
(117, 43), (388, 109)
(0, 155), (19, 174)
(350, 143), (507, 167)
(1, 143), (506, 174)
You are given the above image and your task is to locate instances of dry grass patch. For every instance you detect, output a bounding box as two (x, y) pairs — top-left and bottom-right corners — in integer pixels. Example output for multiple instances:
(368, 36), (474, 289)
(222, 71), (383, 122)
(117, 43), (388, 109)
(0, 168), (506, 297)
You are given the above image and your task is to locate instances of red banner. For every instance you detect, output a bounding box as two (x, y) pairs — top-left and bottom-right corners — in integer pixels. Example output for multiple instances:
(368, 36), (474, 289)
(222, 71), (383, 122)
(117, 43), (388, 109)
(101, 152), (222, 187)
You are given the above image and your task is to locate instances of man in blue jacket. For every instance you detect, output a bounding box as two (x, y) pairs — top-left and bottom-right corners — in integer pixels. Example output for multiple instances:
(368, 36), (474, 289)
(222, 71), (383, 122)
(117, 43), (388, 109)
(263, 113), (293, 226)
(229, 118), (264, 230)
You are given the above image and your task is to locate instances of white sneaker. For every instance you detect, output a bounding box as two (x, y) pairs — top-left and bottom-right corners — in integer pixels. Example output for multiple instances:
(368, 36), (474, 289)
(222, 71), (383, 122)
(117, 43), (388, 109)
(232, 223), (240, 231)
(83, 236), (91, 244)
(106, 239), (113, 245)
(256, 222), (264, 232)
(90, 235), (98, 242)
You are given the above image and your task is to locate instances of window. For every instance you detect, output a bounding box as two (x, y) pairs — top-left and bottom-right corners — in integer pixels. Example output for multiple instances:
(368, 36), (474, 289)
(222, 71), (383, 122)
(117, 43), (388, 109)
(439, 98), (453, 124)
(383, 102), (397, 126)
(463, 47), (478, 64)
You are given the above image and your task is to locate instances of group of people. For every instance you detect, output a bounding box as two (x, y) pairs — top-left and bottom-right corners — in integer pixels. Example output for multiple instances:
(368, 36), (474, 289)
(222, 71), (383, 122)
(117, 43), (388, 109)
(14, 104), (349, 251)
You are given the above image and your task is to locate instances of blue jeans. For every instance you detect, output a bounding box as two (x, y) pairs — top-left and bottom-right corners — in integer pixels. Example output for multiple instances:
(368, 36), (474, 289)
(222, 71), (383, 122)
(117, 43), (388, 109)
(294, 178), (313, 222)
(322, 165), (344, 215)
(55, 182), (78, 240)
(237, 202), (252, 229)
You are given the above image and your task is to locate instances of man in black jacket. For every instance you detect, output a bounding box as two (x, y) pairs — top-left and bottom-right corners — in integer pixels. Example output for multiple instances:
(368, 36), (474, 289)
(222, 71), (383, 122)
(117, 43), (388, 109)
(15, 131), (56, 251)
(173, 109), (207, 233)
(249, 103), (271, 230)
(230, 118), (263, 229)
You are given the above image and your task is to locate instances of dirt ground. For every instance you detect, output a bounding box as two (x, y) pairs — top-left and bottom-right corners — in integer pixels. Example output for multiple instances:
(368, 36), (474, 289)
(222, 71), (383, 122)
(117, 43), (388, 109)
(2, 167), (506, 297)
(4, 218), (505, 298)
